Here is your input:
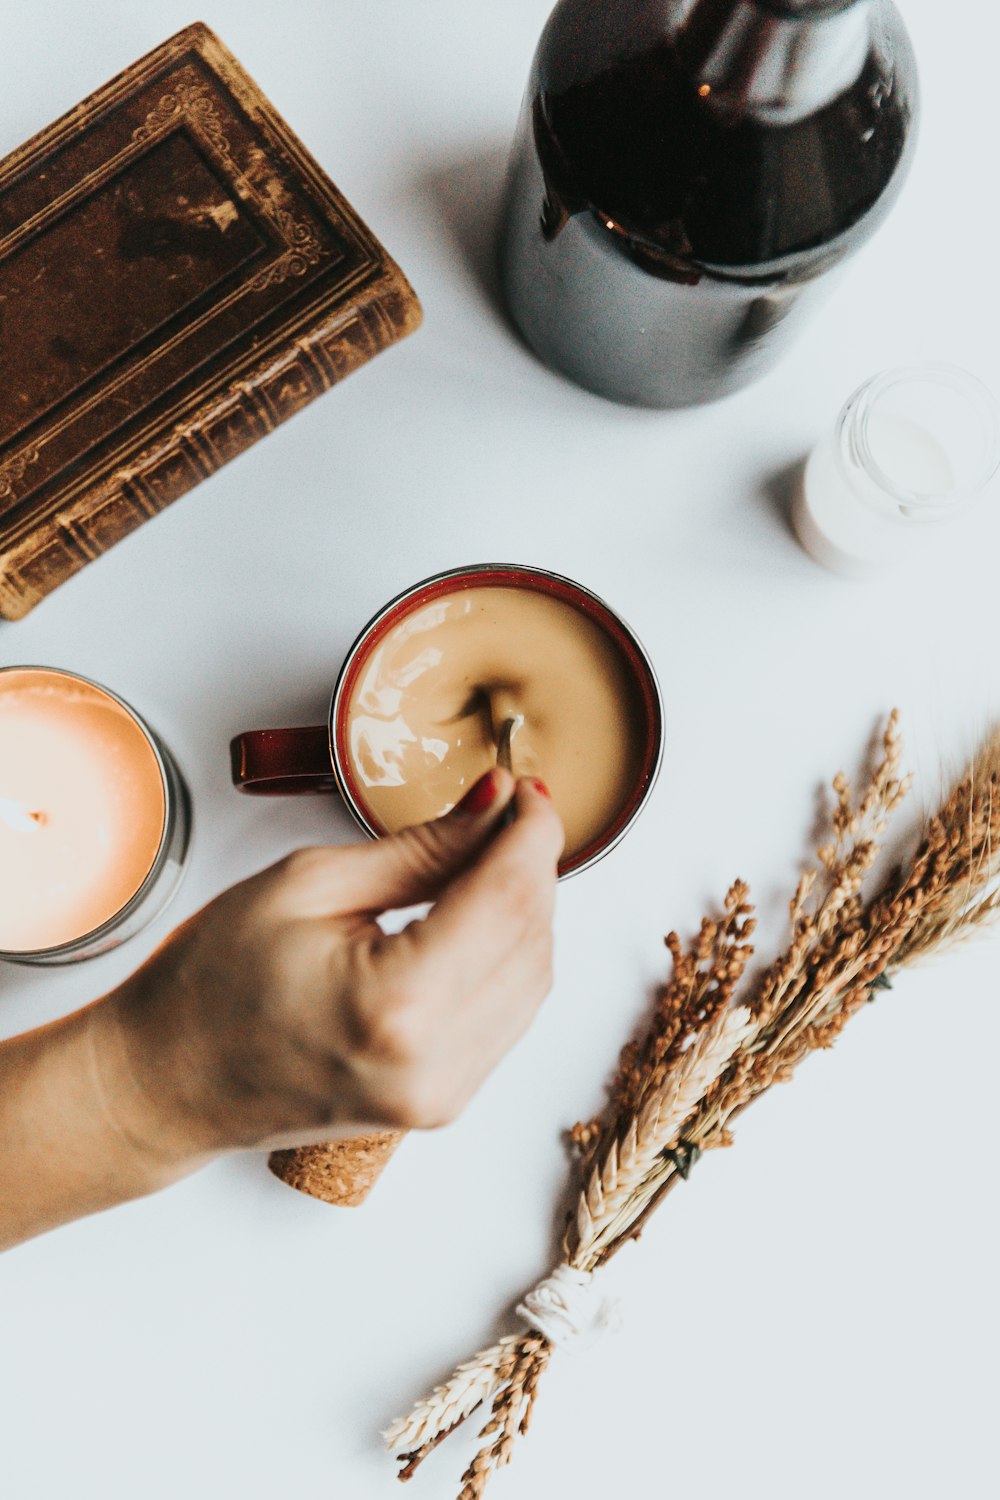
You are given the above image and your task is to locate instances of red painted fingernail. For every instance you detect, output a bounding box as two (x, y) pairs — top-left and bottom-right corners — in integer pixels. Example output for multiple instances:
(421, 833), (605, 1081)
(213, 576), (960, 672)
(531, 778), (551, 799)
(456, 770), (501, 815)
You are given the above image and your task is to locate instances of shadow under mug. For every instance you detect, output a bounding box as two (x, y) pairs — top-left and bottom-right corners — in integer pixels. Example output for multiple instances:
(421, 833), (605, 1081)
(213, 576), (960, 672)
(231, 563), (664, 878)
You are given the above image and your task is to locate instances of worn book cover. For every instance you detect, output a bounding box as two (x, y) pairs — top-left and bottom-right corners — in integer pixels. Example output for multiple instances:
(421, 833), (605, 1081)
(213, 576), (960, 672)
(0, 22), (422, 619)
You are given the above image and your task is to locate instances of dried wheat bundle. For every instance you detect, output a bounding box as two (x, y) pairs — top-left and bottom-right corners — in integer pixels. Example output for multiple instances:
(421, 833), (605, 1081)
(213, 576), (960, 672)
(385, 715), (1000, 1499)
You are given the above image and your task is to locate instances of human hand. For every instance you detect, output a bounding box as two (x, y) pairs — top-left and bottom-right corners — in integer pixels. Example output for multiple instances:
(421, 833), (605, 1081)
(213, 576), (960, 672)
(94, 770), (563, 1181)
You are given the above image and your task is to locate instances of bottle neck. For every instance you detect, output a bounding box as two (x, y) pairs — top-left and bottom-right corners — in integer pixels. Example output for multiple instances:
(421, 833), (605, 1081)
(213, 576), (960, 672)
(670, 0), (874, 122)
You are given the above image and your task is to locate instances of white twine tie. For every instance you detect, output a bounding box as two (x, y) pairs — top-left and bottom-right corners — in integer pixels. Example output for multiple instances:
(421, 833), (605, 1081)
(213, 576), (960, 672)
(515, 1264), (621, 1354)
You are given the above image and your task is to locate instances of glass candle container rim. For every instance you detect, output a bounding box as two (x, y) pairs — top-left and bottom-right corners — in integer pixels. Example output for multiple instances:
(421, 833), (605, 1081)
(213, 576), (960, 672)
(837, 361), (1000, 519)
(0, 664), (175, 962)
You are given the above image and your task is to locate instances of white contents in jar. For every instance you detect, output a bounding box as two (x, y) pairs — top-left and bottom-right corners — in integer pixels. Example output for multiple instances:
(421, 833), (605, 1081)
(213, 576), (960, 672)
(794, 414), (956, 578)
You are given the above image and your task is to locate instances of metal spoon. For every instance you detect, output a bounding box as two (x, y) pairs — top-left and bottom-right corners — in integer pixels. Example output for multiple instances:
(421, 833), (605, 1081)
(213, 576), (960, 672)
(496, 713), (524, 827)
(496, 713), (524, 774)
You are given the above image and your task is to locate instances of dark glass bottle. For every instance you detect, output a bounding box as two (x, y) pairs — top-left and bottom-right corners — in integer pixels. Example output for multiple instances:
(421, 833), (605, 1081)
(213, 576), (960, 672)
(497, 0), (918, 408)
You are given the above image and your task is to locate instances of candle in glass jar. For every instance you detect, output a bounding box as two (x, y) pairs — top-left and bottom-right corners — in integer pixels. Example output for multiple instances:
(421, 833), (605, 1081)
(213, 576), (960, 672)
(0, 668), (168, 955)
(340, 583), (650, 863)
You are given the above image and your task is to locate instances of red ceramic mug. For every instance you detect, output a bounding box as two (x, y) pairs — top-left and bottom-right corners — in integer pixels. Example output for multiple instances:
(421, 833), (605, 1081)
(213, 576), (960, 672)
(231, 563), (664, 877)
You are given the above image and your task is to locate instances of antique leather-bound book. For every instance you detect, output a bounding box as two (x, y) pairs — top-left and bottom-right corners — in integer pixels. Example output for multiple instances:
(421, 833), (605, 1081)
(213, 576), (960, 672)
(0, 23), (422, 619)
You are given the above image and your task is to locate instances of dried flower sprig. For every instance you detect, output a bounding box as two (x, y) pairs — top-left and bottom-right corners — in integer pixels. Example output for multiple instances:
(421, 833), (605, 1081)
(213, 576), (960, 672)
(385, 716), (1000, 1497)
(567, 1003), (756, 1271)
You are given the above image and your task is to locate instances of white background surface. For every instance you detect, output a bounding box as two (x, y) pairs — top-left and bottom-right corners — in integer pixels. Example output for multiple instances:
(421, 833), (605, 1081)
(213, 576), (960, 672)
(1, 3), (997, 1497)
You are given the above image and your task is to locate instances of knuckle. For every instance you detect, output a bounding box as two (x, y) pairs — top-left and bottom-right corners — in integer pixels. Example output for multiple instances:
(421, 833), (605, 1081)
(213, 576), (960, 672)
(341, 939), (459, 1129)
(338, 992), (379, 1057)
(388, 826), (447, 884)
(344, 948), (431, 1068)
(262, 923), (308, 982)
(417, 1102), (461, 1130)
(272, 845), (331, 886)
(346, 976), (425, 1067)
(386, 1078), (460, 1131)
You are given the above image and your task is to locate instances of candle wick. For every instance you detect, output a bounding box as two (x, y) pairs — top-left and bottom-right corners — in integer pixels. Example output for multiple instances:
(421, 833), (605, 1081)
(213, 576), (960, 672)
(0, 797), (46, 833)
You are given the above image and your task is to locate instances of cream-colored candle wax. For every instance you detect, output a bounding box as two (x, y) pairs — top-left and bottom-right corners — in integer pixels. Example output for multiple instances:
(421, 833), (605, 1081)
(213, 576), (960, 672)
(343, 586), (645, 861)
(0, 669), (166, 953)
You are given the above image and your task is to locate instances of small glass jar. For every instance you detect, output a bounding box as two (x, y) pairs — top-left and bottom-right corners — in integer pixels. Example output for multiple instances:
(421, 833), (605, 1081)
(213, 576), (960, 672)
(793, 363), (1000, 576)
(0, 667), (192, 966)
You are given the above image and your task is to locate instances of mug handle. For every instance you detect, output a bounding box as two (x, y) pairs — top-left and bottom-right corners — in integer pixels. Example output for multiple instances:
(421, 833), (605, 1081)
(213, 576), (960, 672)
(230, 726), (339, 795)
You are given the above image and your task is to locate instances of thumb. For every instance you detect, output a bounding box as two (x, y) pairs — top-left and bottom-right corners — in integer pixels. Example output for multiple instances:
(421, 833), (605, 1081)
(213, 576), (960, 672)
(280, 769), (517, 917)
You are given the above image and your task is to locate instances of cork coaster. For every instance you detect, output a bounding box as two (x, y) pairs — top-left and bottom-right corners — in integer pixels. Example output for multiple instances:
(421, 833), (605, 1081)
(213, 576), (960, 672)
(268, 1130), (405, 1207)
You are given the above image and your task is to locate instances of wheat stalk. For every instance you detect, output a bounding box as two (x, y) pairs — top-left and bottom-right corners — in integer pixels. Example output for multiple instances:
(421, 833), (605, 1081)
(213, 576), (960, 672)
(568, 1005), (756, 1271)
(456, 1336), (552, 1500)
(383, 1336), (519, 1459)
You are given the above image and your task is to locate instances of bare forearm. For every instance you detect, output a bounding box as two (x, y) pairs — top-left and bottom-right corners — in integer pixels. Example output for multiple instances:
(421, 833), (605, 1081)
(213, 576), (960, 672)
(0, 1002), (200, 1252)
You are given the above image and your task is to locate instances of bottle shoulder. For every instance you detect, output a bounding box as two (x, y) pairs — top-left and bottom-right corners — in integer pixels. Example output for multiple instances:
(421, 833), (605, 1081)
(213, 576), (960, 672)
(532, 0), (918, 275)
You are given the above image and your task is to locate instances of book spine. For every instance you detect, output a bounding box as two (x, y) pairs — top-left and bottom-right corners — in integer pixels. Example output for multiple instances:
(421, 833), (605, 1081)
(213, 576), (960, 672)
(0, 277), (422, 621)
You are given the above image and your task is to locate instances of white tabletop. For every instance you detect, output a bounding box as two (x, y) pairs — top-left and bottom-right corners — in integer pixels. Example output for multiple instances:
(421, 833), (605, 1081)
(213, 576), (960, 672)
(2, 4), (997, 1498)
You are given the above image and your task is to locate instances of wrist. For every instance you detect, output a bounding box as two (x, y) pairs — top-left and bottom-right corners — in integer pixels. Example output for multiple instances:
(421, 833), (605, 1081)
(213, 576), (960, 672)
(86, 988), (217, 1187)
(0, 998), (203, 1252)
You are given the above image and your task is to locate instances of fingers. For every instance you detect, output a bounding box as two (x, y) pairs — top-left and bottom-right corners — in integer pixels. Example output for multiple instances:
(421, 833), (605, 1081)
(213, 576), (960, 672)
(392, 938), (555, 1130)
(256, 777), (563, 1140)
(399, 777), (564, 990)
(265, 768), (518, 918)
(411, 922), (556, 1127)
(339, 850), (557, 1130)
(329, 779), (562, 1127)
